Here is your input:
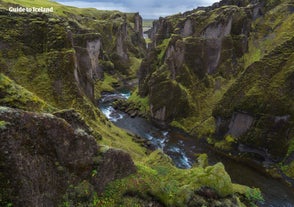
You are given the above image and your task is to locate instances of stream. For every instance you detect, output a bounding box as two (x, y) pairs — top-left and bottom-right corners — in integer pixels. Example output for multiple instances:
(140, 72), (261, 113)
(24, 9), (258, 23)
(98, 91), (294, 207)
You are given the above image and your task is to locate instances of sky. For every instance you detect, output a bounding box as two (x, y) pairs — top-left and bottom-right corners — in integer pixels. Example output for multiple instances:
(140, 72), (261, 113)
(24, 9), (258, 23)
(55, 0), (218, 19)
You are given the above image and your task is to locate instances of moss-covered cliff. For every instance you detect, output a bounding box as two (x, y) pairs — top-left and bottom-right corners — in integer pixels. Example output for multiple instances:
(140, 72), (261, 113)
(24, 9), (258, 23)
(137, 0), (294, 182)
(0, 0), (260, 206)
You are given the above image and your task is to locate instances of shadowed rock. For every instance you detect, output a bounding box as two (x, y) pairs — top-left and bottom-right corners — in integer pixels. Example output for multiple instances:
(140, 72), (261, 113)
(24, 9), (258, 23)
(0, 107), (136, 206)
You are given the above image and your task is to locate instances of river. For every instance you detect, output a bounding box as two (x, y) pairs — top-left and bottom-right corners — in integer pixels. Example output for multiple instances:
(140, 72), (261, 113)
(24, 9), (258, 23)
(98, 91), (294, 207)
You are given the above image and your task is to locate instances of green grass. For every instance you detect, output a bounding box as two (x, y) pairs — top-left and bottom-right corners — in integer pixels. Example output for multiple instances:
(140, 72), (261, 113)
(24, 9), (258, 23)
(0, 73), (54, 112)
(129, 56), (142, 78)
(157, 38), (171, 60)
(142, 19), (154, 27)
(128, 88), (149, 113)
(171, 77), (235, 136)
(93, 150), (256, 206)
(243, 0), (294, 68)
(94, 73), (117, 99)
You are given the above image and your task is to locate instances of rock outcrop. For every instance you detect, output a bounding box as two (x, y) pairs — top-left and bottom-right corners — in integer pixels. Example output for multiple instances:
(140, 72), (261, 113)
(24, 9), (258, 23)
(214, 36), (294, 160)
(0, 106), (136, 206)
(0, 7), (145, 106)
(137, 0), (294, 180)
(139, 2), (253, 123)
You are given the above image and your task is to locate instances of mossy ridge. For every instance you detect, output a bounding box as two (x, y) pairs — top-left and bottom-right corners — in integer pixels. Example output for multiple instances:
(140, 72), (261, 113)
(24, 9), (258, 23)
(0, 73), (54, 112)
(139, 40), (242, 135)
(0, 70), (146, 161)
(139, 0), (294, 138)
(93, 150), (258, 206)
(0, 0), (149, 154)
(128, 87), (150, 114)
(244, 0), (294, 68)
(158, 4), (244, 39)
(0, 0), (146, 77)
(215, 36), (294, 117)
(214, 37), (294, 174)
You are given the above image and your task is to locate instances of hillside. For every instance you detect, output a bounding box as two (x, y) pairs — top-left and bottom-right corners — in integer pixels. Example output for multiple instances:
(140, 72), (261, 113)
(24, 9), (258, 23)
(135, 0), (294, 185)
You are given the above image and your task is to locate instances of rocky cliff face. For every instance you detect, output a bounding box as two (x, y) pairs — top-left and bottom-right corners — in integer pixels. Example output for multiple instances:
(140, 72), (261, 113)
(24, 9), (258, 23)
(139, 1), (253, 122)
(0, 1), (264, 206)
(0, 2), (144, 206)
(0, 106), (136, 206)
(138, 0), (294, 180)
(0, 7), (145, 107)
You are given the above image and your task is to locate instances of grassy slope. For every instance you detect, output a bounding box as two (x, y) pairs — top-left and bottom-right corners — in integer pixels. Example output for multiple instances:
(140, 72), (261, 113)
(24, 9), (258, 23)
(143, 0), (294, 139)
(0, 0), (147, 157)
(134, 0), (294, 185)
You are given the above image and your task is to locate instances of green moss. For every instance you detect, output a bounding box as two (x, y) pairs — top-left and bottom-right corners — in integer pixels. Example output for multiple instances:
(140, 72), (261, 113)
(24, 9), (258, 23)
(244, 0), (294, 68)
(94, 73), (117, 99)
(211, 134), (237, 151)
(145, 38), (152, 44)
(283, 161), (294, 178)
(0, 120), (8, 130)
(225, 134), (236, 143)
(215, 36), (294, 157)
(245, 188), (264, 205)
(157, 38), (171, 60)
(214, 140), (233, 151)
(93, 150), (254, 206)
(171, 77), (235, 136)
(0, 73), (54, 112)
(196, 153), (208, 168)
(287, 138), (294, 157)
(129, 56), (142, 78)
(128, 88), (149, 113)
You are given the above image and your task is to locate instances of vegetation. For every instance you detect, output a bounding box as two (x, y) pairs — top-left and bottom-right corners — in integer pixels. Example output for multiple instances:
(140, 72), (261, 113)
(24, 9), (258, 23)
(134, 0), (294, 187)
(0, 0), (291, 206)
(0, 73), (54, 112)
(89, 150), (253, 206)
(94, 73), (117, 99)
(128, 88), (150, 113)
(142, 19), (154, 27)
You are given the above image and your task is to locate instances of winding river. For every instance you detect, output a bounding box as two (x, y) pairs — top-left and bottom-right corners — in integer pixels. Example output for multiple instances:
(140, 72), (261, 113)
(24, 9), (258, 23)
(98, 91), (294, 207)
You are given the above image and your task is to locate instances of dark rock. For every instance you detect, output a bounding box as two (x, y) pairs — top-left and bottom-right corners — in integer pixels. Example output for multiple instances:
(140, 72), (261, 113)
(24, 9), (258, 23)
(0, 107), (136, 206)
(54, 109), (93, 135)
(130, 111), (138, 118)
(93, 148), (136, 194)
(228, 112), (254, 137)
(0, 107), (98, 207)
(73, 34), (102, 100)
(132, 136), (156, 151)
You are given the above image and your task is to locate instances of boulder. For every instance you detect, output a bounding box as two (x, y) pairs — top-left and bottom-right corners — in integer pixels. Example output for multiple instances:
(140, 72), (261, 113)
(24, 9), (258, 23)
(0, 107), (136, 206)
(93, 148), (136, 194)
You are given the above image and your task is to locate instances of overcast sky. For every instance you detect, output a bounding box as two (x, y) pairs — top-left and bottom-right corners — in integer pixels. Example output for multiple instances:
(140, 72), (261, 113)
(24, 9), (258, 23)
(55, 0), (218, 19)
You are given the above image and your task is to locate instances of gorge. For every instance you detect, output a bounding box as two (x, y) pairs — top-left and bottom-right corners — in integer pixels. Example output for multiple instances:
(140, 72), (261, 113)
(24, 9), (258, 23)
(0, 0), (294, 206)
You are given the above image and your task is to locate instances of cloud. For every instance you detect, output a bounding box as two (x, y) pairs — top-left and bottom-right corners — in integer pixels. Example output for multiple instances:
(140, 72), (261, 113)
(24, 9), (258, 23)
(56, 0), (218, 19)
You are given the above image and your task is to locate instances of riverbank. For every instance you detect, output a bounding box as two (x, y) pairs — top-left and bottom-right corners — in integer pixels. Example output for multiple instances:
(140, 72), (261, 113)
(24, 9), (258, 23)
(98, 90), (294, 207)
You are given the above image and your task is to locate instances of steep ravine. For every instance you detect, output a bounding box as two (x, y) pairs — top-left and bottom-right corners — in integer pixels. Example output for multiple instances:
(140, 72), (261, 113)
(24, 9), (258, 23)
(100, 90), (294, 207)
(0, 0), (263, 206)
(136, 0), (294, 185)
